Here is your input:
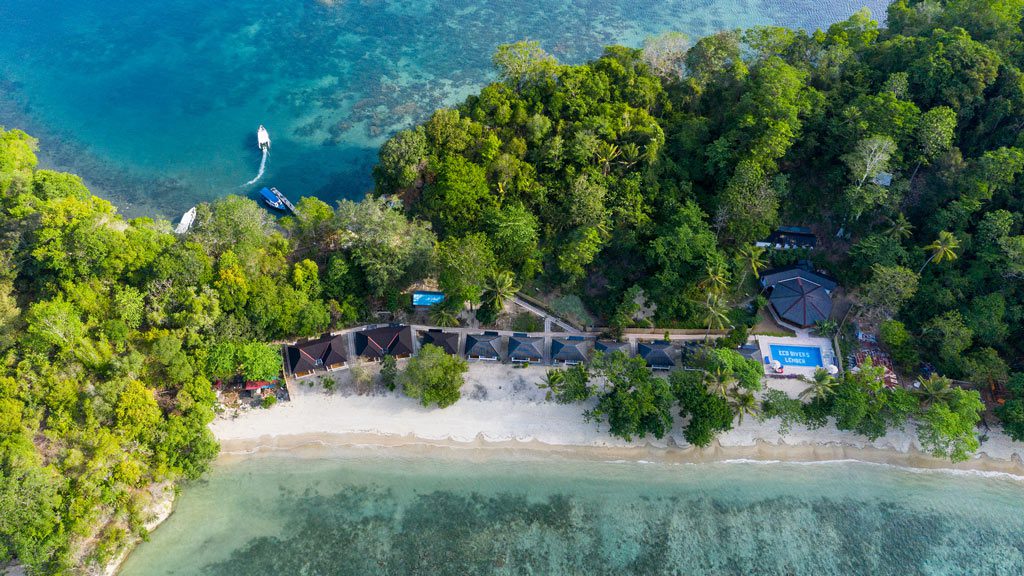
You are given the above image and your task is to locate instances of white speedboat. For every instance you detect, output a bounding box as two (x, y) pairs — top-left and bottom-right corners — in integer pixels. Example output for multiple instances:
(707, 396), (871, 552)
(257, 125), (271, 150)
(175, 206), (196, 234)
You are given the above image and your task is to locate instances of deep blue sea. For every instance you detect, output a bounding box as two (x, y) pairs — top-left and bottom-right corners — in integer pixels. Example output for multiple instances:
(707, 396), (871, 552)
(0, 0), (888, 218)
(119, 451), (1024, 576)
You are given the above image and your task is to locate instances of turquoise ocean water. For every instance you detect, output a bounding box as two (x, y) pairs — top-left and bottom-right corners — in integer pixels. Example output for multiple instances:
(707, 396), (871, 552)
(119, 451), (1024, 575)
(0, 0), (888, 218)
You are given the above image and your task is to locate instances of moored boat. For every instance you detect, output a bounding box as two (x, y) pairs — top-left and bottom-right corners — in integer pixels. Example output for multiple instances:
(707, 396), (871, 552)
(260, 187), (285, 210)
(259, 186), (296, 213)
(257, 125), (270, 150)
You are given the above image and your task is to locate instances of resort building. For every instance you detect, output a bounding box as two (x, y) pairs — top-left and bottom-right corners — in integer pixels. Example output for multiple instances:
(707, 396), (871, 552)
(420, 328), (460, 355)
(551, 336), (590, 365)
(638, 340), (676, 370)
(755, 226), (817, 251)
(508, 333), (544, 364)
(465, 332), (503, 361)
(354, 325), (415, 361)
(760, 265), (838, 329)
(595, 339), (630, 356)
(285, 333), (347, 378)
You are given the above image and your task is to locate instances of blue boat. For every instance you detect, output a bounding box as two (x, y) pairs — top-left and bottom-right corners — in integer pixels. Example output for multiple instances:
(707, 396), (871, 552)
(259, 186), (296, 213)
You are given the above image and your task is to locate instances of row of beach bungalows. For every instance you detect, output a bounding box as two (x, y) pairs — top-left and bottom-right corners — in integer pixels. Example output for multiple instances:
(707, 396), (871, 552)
(284, 325), (687, 379)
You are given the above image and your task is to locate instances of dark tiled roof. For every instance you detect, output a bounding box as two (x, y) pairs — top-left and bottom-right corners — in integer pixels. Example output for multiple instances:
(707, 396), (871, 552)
(355, 325), (414, 359)
(465, 333), (502, 359)
(638, 340), (676, 368)
(421, 329), (459, 355)
(760, 266), (837, 292)
(595, 340), (630, 355)
(508, 335), (544, 361)
(551, 338), (589, 363)
(770, 277), (833, 328)
(287, 333), (346, 374)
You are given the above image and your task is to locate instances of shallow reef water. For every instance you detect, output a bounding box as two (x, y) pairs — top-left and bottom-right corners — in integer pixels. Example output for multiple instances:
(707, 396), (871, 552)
(1, 0), (888, 218)
(118, 453), (1024, 576)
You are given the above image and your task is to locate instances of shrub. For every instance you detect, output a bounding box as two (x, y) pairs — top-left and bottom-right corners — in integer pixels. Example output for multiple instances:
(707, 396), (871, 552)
(880, 319), (919, 373)
(511, 312), (543, 332)
(380, 355), (398, 391)
(401, 344), (468, 408)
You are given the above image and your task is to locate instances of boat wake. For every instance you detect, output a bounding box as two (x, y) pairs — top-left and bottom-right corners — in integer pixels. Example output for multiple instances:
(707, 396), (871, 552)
(245, 147), (268, 186)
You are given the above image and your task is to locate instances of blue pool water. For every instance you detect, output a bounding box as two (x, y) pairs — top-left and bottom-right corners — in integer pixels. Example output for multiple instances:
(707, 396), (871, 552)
(770, 344), (824, 367)
(0, 0), (890, 218)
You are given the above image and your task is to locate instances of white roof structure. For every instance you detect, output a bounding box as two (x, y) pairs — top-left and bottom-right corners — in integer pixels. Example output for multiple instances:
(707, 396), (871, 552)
(174, 206), (196, 234)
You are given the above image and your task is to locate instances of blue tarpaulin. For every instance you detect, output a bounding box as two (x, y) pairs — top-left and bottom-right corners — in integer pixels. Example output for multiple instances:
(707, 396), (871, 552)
(412, 291), (445, 307)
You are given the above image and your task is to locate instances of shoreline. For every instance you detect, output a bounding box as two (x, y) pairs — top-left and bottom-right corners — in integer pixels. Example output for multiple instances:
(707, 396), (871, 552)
(114, 366), (1024, 574)
(213, 429), (1024, 479)
(207, 362), (1024, 478)
(96, 484), (175, 576)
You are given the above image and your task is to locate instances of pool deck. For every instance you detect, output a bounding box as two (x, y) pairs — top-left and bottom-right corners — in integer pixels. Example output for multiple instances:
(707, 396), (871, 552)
(755, 335), (837, 379)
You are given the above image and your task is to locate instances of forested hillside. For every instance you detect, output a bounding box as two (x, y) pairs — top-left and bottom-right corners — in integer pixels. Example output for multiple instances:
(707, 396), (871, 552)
(7, 0), (1024, 572)
(375, 1), (1024, 439)
(0, 132), (301, 572)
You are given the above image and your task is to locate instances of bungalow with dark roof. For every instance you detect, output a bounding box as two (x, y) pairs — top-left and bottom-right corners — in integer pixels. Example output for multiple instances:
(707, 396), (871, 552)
(551, 336), (590, 365)
(420, 329), (460, 356)
(595, 340), (630, 356)
(354, 325), (415, 361)
(638, 340), (676, 370)
(286, 333), (347, 378)
(508, 333), (544, 364)
(465, 332), (502, 361)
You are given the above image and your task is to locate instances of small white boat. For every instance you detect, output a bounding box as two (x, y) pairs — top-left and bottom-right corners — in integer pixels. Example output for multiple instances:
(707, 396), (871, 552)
(257, 125), (271, 151)
(175, 206), (196, 234)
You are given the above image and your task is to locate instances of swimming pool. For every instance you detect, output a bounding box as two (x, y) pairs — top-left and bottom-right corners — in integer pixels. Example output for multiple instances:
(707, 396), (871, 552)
(769, 344), (824, 367)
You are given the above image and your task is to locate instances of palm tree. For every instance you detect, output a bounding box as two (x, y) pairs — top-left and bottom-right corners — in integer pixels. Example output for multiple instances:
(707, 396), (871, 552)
(595, 141), (621, 175)
(699, 262), (730, 296)
(885, 213), (913, 240)
(619, 142), (641, 169)
(799, 368), (837, 402)
(918, 230), (960, 274)
(740, 245), (768, 279)
(704, 367), (735, 397)
(912, 374), (954, 407)
(728, 388), (761, 425)
(735, 244), (767, 290)
(429, 301), (460, 328)
(482, 270), (518, 313)
(538, 369), (565, 402)
(701, 293), (731, 342)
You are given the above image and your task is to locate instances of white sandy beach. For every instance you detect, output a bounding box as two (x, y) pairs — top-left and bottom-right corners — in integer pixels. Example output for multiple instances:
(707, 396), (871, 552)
(211, 362), (1024, 476)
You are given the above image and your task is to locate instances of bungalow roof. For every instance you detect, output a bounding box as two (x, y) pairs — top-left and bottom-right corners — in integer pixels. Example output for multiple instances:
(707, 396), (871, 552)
(355, 325), (414, 359)
(508, 335), (544, 361)
(465, 333), (502, 359)
(638, 340), (676, 368)
(421, 329), (459, 355)
(287, 333), (346, 375)
(552, 337), (589, 363)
